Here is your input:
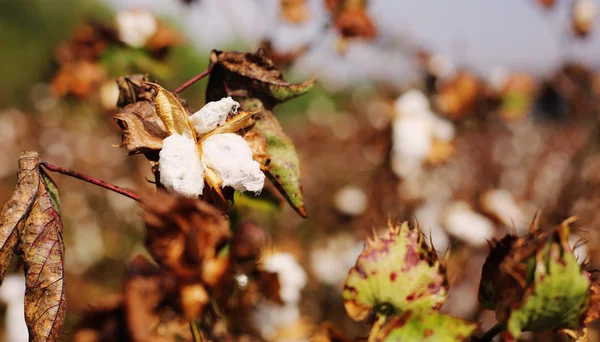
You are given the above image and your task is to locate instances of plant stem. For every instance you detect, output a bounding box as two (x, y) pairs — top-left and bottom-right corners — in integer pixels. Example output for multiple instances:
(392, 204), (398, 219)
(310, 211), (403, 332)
(40, 161), (140, 202)
(475, 323), (505, 342)
(189, 320), (202, 342)
(174, 64), (214, 94)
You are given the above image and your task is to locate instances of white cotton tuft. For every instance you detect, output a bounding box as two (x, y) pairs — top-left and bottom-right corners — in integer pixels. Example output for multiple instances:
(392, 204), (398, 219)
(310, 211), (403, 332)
(310, 236), (363, 287)
(442, 201), (495, 247)
(262, 253), (307, 304)
(252, 302), (301, 341)
(202, 133), (265, 193)
(393, 89), (430, 116)
(158, 134), (205, 197)
(480, 189), (526, 232)
(189, 97), (240, 134)
(333, 185), (368, 216)
(115, 10), (157, 48)
(0, 274), (28, 342)
(392, 115), (434, 161)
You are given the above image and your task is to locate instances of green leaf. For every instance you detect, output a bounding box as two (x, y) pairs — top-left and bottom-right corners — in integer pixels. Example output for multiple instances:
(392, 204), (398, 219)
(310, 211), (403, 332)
(372, 311), (477, 342)
(40, 169), (60, 210)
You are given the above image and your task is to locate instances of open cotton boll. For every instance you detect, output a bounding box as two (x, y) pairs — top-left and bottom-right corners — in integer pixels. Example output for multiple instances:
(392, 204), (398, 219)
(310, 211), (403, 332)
(262, 252), (307, 304)
(158, 134), (205, 197)
(442, 201), (495, 247)
(252, 301), (301, 341)
(115, 10), (157, 48)
(190, 97), (240, 134)
(333, 185), (368, 216)
(202, 133), (265, 193)
(432, 116), (456, 141)
(392, 115), (434, 160)
(394, 89), (430, 116)
(0, 274), (27, 342)
(480, 189), (527, 232)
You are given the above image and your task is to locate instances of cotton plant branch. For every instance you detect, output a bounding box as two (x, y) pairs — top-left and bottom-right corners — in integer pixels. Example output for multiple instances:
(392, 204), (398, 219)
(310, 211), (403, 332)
(40, 161), (140, 201)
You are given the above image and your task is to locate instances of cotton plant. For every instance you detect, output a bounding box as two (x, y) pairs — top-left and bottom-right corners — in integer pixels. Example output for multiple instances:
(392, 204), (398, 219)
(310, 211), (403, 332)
(144, 83), (264, 199)
(391, 89), (456, 179)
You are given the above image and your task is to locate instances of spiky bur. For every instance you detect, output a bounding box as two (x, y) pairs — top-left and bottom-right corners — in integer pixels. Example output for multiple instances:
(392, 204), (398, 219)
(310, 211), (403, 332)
(478, 215), (599, 339)
(370, 310), (477, 342)
(342, 221), (447, 321)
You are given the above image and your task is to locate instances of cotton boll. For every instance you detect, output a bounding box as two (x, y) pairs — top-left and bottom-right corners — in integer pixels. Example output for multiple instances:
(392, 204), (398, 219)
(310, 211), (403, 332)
(392, 115), (434, 160)
(115, 10), (157, 48)
(310, 235), (363, 286)
(333, 185), (368, 216)
(569, 234), (588, 264)
(252, 301), (301, 340)
(158, 134), (205, 197)
(480, 189), (526, 232)
(262, 253), (307, 304)
(432, 117), (456, 141)
(414, 202), (450, 253)
(202, 133), (265, 193)
(190, 97), (240, 134)
(393, 89), (430, 116)
(442, 201), (495, 247)
(0, 274), (28, 342)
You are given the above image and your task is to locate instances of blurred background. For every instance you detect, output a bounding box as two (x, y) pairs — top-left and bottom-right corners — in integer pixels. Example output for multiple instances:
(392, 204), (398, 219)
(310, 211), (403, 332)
(2, 0), (600, 340)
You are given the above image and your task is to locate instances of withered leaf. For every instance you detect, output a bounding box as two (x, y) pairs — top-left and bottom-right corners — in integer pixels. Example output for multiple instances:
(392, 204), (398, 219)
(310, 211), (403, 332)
(0, 152), (40, 282)
(116, 74), (150, 107)
(0, 151), (67, 342)
(252, 107), (306, 217)
(207, 49), (315, 105)
(243, 128), (271, 170)
(146, 82), (195, 139)
(114, 101), (169, 161)
(141, 190), (231, 287)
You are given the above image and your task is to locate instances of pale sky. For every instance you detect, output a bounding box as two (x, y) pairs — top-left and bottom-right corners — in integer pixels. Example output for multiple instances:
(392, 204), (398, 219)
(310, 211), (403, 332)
(104, 0), (600, 86)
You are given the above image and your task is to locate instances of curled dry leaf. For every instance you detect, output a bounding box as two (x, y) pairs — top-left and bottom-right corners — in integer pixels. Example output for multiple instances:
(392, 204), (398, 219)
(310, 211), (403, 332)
(140, 191), (232, 319)
(0, 151), (66, 342)
(207, 49), (315, 105)
(114, 101), (169, 161)
(205, 49), (314, 217)
(116, 74), (150, 108)
(334, 8), (377, 40)
(71, 256), (191, 342)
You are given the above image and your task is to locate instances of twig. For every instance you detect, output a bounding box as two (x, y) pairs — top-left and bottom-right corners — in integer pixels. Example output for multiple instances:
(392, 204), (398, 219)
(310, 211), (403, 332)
(174, 64), (214, 94)
(189, 320), (202, 342)
(474, 323), (505, 342)
(40, 161), (140, 202)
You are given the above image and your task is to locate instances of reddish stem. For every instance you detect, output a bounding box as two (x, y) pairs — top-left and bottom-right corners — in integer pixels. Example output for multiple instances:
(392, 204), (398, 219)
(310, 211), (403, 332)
(174, 64), (214, 94)
(40, 161), (140, 202)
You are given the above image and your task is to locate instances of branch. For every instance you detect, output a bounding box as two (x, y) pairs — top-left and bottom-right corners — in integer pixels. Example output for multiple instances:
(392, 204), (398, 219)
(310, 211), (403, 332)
(174, 64), (214, 94)
(40, 161), (140, 202)
(473, 323), (505, 342)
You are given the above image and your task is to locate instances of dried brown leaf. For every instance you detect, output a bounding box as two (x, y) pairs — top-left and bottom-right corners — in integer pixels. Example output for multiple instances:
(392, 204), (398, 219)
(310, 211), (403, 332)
(141, 191), (232, 319)
(12, 152), (67, 342)
(116, 74), (150, 108)
(0, 152), (40, 282)
(114, 101), (169, 161)
(243, 129), (271, 170)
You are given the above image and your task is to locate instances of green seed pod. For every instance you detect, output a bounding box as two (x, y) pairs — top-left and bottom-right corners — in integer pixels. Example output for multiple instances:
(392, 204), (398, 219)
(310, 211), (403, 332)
(479, 216), (599, 339)
(343, 221), (447, 321)
(370, 311), (477, 342)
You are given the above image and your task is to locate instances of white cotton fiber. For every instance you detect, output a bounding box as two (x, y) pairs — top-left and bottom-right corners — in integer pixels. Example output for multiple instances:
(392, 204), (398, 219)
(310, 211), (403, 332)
(158, 134), (205, 197)
(262, 253), (307, 304)
(393, 89), (430, 116)
(115, 10), (157, 48)
(190, 97), (240, 134)
(442, 201), (495, 247)
(201, 133), (265, 193)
